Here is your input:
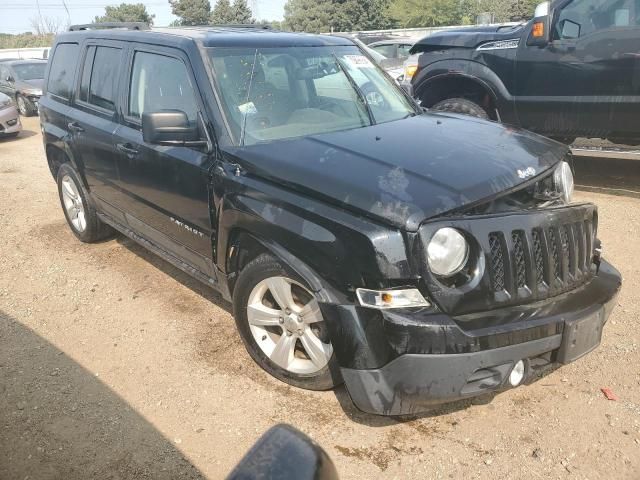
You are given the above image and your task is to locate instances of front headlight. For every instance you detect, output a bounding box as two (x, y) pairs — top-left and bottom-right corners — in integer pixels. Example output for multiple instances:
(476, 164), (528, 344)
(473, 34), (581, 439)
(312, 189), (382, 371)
(554, 161), (574, 204)
(427, 227), (469, 277)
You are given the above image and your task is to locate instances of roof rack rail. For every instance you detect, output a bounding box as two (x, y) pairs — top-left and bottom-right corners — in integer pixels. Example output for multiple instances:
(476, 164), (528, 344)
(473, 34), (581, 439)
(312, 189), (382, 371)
(207, 24), (272, 29)
(69, 22), (150, 31)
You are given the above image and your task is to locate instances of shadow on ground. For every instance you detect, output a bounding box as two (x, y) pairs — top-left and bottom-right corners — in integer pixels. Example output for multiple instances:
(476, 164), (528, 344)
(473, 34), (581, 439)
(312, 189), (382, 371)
(0, 310), (205, 479)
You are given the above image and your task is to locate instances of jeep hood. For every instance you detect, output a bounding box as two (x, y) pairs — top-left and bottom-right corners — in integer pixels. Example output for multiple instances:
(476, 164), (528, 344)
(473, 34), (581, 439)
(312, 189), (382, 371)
(229, 113), (568, 231)
(411, 24), (526, 52)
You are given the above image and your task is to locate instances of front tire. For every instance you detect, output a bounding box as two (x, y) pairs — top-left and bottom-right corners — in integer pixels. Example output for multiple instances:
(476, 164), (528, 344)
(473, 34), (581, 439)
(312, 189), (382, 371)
(56, 163), (113, 243)
(431, 97), (489, 119)
(232, 254), (341, 391)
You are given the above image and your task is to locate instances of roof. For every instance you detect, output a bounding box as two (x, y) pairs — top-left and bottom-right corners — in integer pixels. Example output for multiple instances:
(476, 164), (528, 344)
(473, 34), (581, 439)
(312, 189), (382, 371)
(53, 26), (355, 49)
(0, 59), (47, 66)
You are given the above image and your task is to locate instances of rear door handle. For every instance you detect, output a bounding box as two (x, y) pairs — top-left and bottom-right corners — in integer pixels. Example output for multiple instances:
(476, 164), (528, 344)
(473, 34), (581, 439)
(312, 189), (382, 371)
(67, 122), (84, 133)
(116, 143), (139, 157)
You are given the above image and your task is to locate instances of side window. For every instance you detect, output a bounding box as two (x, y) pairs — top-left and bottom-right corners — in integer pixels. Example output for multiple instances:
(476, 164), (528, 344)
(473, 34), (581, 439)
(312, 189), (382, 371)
(398, 44), (412, 58)
(128, 51), (198, 123)
(78, 46), (95, 103)
(555, 0), (639, 39)
(47, 43), (79, 99)
(85, 46), (121, 111)
(370, 44), (395, 58)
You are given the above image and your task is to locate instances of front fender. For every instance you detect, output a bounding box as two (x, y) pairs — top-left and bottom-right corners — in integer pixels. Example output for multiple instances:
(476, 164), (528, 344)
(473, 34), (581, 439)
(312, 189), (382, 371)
(216, 183), (419, 304)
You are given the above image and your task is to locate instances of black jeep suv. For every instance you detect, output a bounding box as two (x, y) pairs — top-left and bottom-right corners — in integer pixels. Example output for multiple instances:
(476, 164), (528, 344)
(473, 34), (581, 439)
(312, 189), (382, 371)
(40, 23), (621, 415)
(403, 0), (640, 145)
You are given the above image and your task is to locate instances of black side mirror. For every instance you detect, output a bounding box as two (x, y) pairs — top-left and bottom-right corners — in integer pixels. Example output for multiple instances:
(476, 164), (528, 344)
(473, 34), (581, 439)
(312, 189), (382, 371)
(6, 75), (14, 83)
(141, 110), (204, 147)
(227, 424), (339, 480)
(527, 1), (553, 47)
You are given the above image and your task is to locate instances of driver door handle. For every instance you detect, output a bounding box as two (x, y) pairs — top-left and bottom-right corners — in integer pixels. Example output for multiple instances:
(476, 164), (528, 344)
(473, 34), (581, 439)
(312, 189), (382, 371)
(68, 122), (84, 133)
(116, 143), (139, 157)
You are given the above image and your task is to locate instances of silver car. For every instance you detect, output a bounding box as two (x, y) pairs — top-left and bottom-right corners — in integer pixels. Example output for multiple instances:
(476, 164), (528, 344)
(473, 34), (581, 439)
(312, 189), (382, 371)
(0, 92), (22, 138)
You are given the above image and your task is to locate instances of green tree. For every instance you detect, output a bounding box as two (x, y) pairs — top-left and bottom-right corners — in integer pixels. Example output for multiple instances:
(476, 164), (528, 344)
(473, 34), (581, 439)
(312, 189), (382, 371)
(232, 0), (255, 23)
(169, 0), (211, 25)
(94, 3), (155, 25)
(211, 0), (236, 23)
(389, 0), (468, 27)
(283, 0), (394, 32)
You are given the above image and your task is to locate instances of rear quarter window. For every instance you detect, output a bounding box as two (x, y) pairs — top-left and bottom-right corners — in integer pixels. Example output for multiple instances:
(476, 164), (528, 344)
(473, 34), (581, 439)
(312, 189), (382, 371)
(47, 43), (79, 99)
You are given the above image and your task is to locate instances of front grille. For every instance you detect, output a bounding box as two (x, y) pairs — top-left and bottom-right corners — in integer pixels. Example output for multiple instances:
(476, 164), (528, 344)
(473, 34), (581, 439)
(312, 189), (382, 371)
(488, 219), (595, 297)
(418, 204), (598, 316)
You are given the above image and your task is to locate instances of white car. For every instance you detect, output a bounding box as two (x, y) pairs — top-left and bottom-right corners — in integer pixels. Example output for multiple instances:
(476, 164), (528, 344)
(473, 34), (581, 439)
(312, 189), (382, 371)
(0, 92), (21, 138)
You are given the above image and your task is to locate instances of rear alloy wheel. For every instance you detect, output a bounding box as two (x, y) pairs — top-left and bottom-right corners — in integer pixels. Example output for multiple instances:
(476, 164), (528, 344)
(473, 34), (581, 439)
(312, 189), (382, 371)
(431, 97), (489, 120)
(233, 254), (341, 390)
(56, 163), (114, 243)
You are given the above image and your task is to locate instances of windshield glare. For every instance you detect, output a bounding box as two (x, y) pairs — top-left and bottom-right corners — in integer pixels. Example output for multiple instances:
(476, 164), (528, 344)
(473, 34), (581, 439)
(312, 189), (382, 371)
(13, 63), (46, 81)
(207, 46), (416, 146)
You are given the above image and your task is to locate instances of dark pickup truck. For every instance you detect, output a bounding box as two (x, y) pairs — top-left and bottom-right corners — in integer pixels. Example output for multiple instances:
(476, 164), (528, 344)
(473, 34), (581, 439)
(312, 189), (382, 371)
(403, 0), (640, 145)
(41, 23), (621, 416)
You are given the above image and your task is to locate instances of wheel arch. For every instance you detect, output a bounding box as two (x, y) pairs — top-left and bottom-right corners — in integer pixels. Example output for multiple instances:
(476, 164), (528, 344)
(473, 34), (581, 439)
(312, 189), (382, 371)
(413, 59), (515, 122)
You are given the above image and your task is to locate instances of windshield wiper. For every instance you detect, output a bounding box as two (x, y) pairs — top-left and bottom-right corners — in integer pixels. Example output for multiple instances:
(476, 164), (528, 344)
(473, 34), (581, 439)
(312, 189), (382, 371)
(332, 54), (376, 126)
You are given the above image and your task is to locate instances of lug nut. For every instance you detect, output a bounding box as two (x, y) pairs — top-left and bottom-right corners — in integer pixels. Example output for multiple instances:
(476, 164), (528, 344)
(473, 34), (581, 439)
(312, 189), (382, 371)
(297, 329), (303, 335)
(297, 317), (303, 323)
(286, 331), (292, 337)
(279, 318), (284, 324)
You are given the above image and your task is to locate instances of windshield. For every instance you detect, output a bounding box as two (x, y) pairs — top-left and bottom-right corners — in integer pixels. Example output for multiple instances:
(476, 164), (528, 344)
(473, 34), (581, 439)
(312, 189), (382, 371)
(206, 46), (416, 146)
(12, 63), (46, 81)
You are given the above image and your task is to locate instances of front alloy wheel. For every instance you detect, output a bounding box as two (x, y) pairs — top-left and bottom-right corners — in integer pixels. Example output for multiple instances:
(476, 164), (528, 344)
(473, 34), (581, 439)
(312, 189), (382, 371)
(247, 276), (333, 374)
(233, 254), (341, 390)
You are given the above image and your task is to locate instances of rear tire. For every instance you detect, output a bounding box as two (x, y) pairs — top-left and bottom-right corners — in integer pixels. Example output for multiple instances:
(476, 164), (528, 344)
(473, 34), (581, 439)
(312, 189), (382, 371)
(232, 253), (341, 391)
(16, 94), (35, 117)
(431, 97), (489, 120)
(56, 163), (114, 243)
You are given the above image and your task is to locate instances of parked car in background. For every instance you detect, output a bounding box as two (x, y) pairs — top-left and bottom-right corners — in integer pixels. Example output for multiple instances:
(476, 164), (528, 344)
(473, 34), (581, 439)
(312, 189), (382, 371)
(403, 0), (640, 145)
(0, 92), (21, 138)
(41, 23), (620, 416)
(0, 59), (47, 116)
(369, 38), (415, 60)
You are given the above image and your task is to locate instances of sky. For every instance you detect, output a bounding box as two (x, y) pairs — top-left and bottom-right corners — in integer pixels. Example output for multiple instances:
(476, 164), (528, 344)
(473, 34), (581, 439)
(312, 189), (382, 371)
(0, 0), (287, 34)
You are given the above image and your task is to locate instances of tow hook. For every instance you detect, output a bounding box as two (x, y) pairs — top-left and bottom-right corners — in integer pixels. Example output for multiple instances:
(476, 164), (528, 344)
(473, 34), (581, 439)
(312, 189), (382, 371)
(594, 239), (603, 274)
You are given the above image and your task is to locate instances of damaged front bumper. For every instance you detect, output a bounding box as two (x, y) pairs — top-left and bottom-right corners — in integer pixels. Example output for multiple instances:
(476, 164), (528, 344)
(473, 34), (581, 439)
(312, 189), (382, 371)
(322, 260), (621, 416)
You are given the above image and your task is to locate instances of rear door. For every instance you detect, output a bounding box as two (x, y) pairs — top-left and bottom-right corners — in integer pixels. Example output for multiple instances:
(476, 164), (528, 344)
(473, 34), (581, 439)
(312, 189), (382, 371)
(68, 41), (125, 214)
(113, 44), (215, 278)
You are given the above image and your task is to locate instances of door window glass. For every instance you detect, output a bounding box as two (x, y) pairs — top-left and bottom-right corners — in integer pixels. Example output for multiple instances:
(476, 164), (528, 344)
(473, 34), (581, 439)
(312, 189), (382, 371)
(128, 51), (198, 123)
(47, 43), (79, 99)
(370, 44), (395, 58)
(398, 44), (413, 58)
(87, 46), (121, 111)
(555, 0), (640, 39)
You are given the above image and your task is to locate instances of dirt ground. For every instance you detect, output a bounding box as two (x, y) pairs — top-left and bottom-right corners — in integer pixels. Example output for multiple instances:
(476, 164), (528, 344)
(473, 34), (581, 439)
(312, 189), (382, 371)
(1, 117), (639, 479)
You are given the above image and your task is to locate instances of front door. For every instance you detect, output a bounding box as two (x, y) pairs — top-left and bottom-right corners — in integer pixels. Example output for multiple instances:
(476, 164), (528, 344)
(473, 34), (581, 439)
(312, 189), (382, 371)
(113, 45), (216, 278)
(515, 0), (640, 140)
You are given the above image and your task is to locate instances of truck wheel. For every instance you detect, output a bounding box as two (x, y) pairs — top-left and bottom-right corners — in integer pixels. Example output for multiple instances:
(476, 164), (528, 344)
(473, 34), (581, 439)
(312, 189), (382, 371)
(431, 98), (489, 120)
(16, 95), (35, 117)
(56, 163), (113, 243)
(233, 254), (341, 391)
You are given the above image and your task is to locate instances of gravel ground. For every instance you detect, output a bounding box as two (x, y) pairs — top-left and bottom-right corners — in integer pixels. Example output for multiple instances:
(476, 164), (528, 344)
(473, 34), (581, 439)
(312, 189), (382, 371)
(1, 117), (639, 479)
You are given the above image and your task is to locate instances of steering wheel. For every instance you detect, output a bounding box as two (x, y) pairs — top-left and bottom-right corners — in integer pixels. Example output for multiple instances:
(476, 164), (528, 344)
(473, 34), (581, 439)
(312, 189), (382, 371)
(360, 81), (390, 111)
